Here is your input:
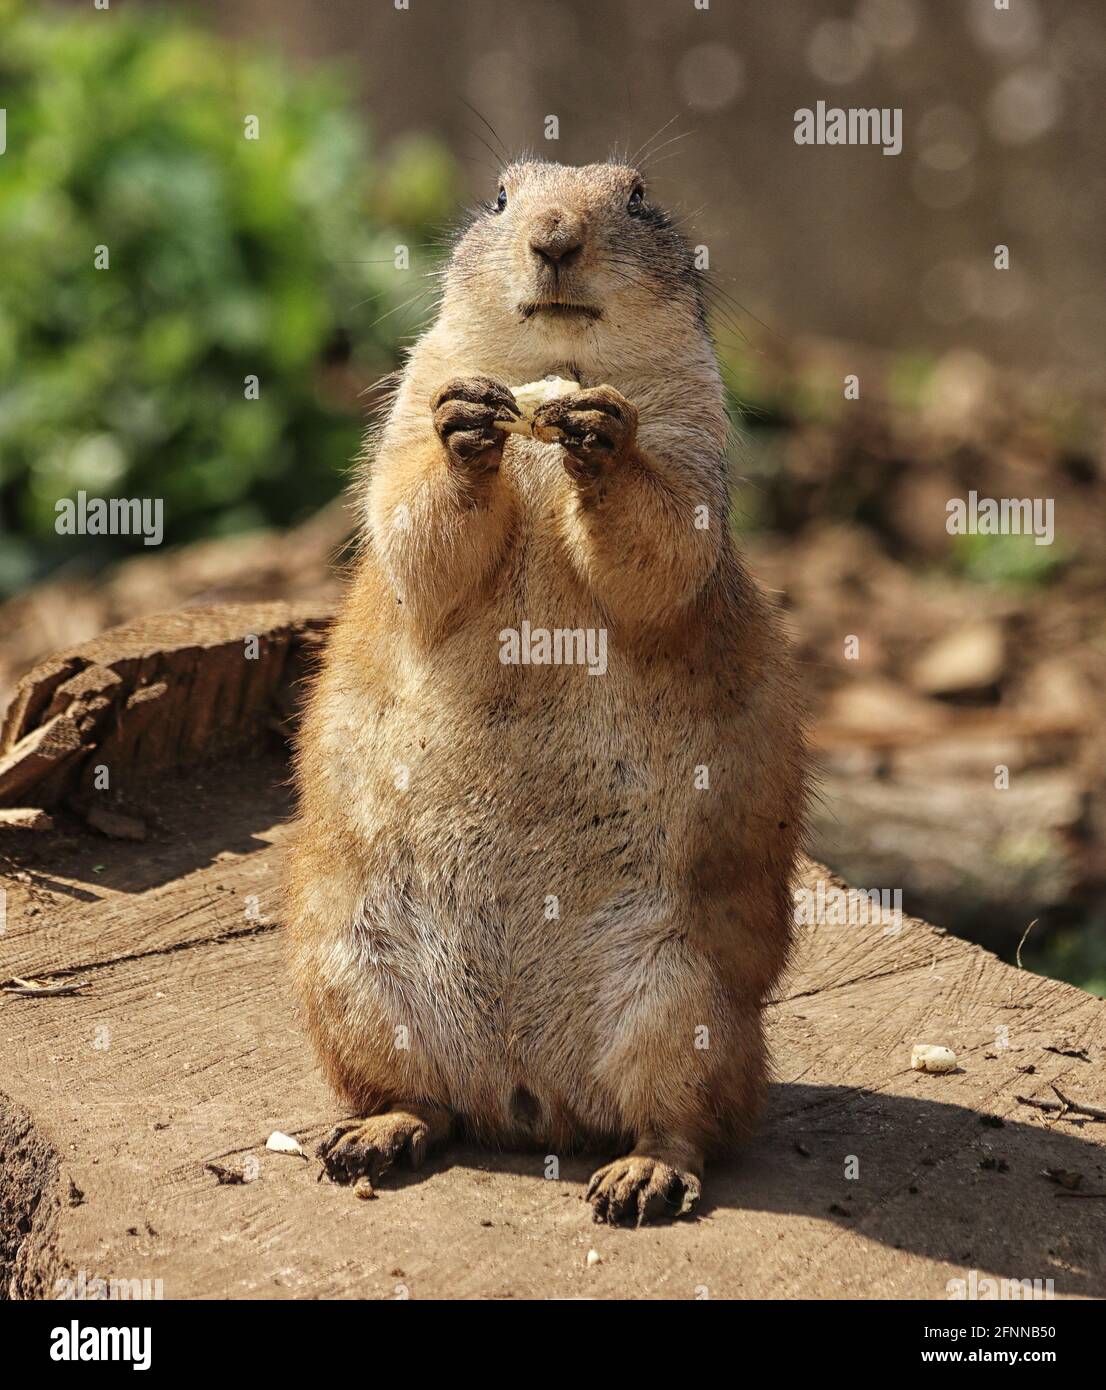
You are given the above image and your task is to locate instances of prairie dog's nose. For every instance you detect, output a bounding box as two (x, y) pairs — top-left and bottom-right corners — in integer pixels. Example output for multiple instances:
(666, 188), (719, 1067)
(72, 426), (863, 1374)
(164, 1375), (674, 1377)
(528, 208), (585, 269)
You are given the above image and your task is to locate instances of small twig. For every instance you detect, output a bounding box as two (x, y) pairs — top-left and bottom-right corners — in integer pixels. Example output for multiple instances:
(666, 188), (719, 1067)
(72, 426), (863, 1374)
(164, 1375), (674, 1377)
(2, 976), (85, 997)
(1015, 1092), (1106, 1122)
(1015, 918), (1038, 970)
(1051, 1084), (1106, 1122)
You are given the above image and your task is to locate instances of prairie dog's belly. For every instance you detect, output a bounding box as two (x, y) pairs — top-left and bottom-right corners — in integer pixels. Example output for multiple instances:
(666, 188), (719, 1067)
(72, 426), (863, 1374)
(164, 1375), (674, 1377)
(312, 457), (736, 1136)
(326, 621), (718, 901)
(347, 849), (695, 1144)
(318, 623), (728, 1140)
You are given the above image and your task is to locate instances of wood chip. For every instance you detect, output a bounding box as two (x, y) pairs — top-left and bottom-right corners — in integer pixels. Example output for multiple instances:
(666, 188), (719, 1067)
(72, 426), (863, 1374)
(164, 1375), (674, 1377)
(265, 1131), (306, 1157)
(0, 714), (86, 803)
(204, 1161), (248, 1186)
(1041, 1168), (1083, 1191)
(0, 807), (54, 831)
(84, 805), (147, 841)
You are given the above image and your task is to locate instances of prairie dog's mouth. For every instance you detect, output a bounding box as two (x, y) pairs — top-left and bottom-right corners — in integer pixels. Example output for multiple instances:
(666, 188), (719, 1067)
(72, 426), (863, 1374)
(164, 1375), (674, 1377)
(518, 301), (602, 322)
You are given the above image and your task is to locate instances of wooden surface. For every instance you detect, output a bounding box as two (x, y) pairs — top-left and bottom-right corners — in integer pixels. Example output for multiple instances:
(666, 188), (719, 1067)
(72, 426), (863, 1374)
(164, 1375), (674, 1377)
(0, 601), (331, 809)
(1, 608), (1104, 1300)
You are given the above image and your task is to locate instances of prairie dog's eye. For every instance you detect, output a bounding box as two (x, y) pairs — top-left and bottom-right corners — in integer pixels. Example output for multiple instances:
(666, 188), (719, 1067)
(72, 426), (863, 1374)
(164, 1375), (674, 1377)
(495, 185), (508, 213)
(627, 184), (645, 214)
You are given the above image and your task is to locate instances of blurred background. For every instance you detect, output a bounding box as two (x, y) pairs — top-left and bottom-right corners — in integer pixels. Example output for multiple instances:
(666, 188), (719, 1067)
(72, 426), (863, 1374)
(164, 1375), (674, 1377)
(1, 0), (1104, 992)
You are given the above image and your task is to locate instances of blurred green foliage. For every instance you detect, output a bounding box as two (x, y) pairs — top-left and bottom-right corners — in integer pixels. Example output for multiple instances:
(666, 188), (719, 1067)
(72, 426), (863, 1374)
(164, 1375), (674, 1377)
(949, 532), (1064, 588)
(0, 0), (456, 593)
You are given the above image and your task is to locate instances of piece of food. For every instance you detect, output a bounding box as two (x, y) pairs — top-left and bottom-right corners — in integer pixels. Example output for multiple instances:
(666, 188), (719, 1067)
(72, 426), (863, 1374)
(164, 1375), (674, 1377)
(497, 375), (580, 435)
(911, 1043), (958, 1073)
(265, 1130), (306, 1156)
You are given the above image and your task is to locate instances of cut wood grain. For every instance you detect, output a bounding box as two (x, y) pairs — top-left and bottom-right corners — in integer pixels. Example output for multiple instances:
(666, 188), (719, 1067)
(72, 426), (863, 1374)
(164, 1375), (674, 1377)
(0, 715), (86, 804)
(0, 602), (331, 809)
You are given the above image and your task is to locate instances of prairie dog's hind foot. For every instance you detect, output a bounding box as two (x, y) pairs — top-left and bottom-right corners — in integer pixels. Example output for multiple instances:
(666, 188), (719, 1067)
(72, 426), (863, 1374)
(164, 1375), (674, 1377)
(316, 1103), (453, 1189)
(586, 1145), (703, 1227)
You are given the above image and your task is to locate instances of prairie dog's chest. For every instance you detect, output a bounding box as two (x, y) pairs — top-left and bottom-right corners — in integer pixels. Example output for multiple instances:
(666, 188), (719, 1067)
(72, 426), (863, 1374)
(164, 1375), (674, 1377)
(409, 439), (707, 735)
(496, 441), (596, 609)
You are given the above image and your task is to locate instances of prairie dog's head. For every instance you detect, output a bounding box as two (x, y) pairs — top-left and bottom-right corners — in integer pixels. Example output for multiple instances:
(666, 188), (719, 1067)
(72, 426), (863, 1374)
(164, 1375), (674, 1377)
(441, 160), (706, 373)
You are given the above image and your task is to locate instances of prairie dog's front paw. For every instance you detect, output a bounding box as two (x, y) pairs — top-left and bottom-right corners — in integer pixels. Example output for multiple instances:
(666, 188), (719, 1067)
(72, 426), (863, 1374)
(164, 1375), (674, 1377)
(316, 1111), (434, 1189)
(431, 375), (520, 472)
(532, 384), (638, 482)
(586, 1153), (701, 1226)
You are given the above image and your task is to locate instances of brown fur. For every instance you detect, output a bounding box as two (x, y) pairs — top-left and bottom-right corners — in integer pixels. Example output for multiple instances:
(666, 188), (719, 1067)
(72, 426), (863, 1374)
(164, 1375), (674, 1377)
(286, 160), (808, 1224)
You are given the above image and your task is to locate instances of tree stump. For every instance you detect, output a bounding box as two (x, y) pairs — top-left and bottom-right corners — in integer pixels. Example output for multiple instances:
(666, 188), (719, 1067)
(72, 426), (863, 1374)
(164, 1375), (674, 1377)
(1, 606), (1103, 1299)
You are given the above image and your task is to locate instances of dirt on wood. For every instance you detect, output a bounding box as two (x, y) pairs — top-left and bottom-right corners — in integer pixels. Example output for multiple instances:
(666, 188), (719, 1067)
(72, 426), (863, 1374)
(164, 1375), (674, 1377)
(1, 605), (1104, 1299)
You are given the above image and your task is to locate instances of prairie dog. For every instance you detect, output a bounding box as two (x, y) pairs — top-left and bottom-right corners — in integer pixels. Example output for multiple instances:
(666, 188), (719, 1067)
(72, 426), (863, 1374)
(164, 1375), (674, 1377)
(287, 160), (808, 1225)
